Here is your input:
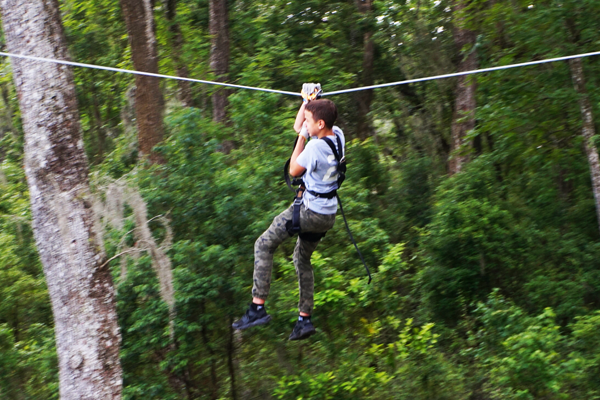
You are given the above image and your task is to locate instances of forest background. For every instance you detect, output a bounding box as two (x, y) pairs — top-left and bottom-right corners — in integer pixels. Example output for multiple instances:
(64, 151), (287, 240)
(2, 0), (600, 399)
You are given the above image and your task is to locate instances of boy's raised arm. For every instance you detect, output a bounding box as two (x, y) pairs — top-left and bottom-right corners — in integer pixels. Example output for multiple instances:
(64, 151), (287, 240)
(293, 102), (307, 133)
(289, 135), (307, 177)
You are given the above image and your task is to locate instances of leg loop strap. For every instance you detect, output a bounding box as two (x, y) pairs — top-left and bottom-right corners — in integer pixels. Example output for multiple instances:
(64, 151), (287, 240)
(286, 189), (304, 236)
(299, 231), (327, 242)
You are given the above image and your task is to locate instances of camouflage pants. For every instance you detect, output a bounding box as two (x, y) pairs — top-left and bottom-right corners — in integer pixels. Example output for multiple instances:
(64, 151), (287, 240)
(252, 202), (336, 315)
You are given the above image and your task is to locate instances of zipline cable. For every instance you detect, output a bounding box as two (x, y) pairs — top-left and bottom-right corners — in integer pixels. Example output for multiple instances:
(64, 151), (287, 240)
(323, 50), (600, 96)
(0, 51), (300, 97)
(1, 50), (600, 97)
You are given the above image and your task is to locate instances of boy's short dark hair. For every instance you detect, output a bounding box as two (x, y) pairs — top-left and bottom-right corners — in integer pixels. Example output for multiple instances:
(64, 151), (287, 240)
(306, 99), (337, 129)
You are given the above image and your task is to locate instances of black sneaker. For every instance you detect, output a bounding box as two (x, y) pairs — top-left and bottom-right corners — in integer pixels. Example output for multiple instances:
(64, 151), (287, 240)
(232, 305), (271, 330)
(288, 319), (316, 341)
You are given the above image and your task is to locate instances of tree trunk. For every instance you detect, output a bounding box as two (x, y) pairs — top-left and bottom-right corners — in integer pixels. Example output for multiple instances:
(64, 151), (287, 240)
(569, 58), (600, 233)
(449, 0), (477, 175)
(209, 0), (230, 123)
(119, 0), (165, 164)
(0, 0), (122, 398)
(89, 70), (107, 163)
(227, 319), (238, 400)
(355, 0), (375, 140)
(164, 0), (193, 107)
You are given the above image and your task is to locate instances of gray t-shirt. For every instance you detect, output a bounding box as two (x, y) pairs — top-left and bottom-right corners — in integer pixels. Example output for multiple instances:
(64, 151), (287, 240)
(296, 126), (345, 215)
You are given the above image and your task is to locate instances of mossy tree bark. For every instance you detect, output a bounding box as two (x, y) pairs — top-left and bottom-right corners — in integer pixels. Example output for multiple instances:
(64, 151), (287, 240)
(0, 0), (122, 398)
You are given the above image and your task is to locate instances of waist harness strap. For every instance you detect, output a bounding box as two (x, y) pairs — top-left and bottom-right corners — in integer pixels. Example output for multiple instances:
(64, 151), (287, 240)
(306, 189), (337, 199)
(285, 189), (327, 242)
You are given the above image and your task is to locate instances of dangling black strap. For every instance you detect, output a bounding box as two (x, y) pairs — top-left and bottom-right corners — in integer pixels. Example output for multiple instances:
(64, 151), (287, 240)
(336, 193), (372, 284)
(322, 135), (371, 284)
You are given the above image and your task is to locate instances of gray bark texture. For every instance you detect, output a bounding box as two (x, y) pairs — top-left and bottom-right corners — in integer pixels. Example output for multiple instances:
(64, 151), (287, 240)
(209, 0), (230, 123)
(449, 0), (477, 175)
(569, 58), (600, 233)
(0, 0), (123, 398)
(119, 0), (165, 164)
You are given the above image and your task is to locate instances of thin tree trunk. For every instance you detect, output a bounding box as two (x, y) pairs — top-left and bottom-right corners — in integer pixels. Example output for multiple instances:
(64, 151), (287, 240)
(569, 58), (600, 233)
(164, 0), (193, 107)
(209, 0), (230, 123)
(89, 70), (107, 163)
(449, 0), (477, 175)
(0, 0), (122, 398)
(227, 319), (238, 400)
(201, 300), (219, 399)
(355, 0), (375, 140)
(119, 0), (165, 164)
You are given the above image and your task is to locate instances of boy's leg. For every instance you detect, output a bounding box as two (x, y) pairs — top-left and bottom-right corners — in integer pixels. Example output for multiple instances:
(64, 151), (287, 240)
(251, 205), (294, 302)
(289, 234), (329, 341)
(233, 205), (293, 331)
(291, 206), (335, 336)
(293, 237), (320, 316)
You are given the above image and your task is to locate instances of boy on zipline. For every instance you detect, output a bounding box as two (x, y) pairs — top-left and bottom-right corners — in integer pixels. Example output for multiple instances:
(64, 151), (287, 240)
(233, 86), (345, 340)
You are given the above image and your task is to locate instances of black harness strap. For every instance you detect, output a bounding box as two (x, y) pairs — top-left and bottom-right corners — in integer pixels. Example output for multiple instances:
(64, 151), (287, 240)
(321, 135), (346, 187)
(322, 134), (344, 160)
(288, 189), (303, 235)
(336, 193), (372, 284)
(299, 230), (327, 242)
(306, 189), (336, 199)
(284, 136), (305, 236)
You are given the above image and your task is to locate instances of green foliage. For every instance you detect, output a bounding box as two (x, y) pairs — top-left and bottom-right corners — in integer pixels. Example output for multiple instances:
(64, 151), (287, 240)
(61, 0), (132, 164)
(486, 309), (570, 399)
(462, 292), (596, 399)
(273, 317), (467, 400)
(421, 158), (529, 322)
(0, 158), (57, 399)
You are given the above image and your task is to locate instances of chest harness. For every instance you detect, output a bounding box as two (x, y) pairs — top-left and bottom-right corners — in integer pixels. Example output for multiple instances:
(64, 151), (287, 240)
(283, 134), (372, 284)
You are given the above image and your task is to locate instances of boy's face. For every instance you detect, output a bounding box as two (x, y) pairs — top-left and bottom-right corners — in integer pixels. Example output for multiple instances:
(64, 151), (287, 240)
(304, 110), (324, 137)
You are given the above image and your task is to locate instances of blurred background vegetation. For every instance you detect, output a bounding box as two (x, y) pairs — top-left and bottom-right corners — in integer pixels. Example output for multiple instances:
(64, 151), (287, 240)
(2, 0), (600, 398)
